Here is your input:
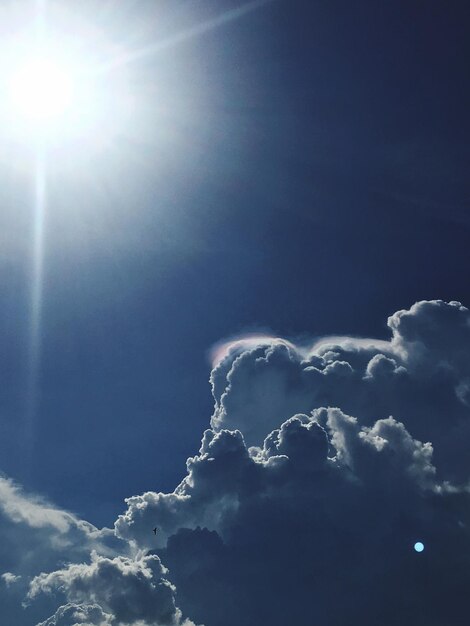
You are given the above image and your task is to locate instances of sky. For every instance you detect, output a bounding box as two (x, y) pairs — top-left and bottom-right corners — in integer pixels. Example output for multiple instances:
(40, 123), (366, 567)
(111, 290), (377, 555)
(0, 1), (469, 625)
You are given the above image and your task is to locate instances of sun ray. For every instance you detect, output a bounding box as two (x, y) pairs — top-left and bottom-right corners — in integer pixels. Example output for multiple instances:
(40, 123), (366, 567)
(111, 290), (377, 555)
(23, 0), (49, 465)
(24, 143), (46, 460)
(97, 0), (275, 73)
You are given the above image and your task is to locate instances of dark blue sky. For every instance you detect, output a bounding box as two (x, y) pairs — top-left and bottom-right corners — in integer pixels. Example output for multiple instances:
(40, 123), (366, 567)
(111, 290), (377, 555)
(0, 0), (468, 528)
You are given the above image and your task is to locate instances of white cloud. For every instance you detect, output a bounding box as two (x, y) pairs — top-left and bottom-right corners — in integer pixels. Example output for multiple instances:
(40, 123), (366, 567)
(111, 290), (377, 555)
(0, 476), (126, 625)
(29, 552), (197, 626)
(0, 476), (89, 534)
(209, 300), (470, 483)
(3, 299), (470, 625)
(2, 571), (21, 586)
(36, 603), (113, 626)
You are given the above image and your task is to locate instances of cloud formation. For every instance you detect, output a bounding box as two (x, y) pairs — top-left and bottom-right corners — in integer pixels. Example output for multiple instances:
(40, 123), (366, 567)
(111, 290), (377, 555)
(115, 300), (470, 625)
(0, 474), (194, 625)
(210, 299), (470, 481)
(2, 300), (470, 625)
(37, 603), (113, 626)
(29, 552), (195, 626)
(0, 475), (127, 625)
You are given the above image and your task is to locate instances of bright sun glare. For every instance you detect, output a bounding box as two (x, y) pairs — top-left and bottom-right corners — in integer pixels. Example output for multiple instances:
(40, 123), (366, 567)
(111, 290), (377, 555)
(2, 44), (103, 145)
(9, 55), (74, 122)
(0, 6), (133, 155)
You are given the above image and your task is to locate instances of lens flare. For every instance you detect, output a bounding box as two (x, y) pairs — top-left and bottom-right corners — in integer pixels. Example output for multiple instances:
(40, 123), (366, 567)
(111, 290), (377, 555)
(414, 541), (425, 553)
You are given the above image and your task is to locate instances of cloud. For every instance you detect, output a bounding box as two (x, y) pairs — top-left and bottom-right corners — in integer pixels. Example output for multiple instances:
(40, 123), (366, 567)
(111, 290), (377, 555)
(36, 603), (113, 626)
(0, 476), (122, 571)
(0, 475), (195, 626)
(114, 300), (470, 625)
(209, 300), (470, 482)
(2, 571), (21, 587)
(118, 407), (470, 625)
(29, 552), (195, 626)
(0, 476), (126, 626)
(3, 299), (470, 625)
(0, 476), (92, 534)
(209, 335), (299, 368)
(116, 407), (442, 550)
(388, 299), (470, 367)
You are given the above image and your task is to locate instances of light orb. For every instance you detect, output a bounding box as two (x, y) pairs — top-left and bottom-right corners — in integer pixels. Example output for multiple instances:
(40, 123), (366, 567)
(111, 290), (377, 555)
(414, 541), (425, 553)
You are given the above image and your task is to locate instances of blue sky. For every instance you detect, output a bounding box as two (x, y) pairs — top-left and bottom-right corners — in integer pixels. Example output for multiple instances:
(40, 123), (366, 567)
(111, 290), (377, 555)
(0, 1), (469, 625)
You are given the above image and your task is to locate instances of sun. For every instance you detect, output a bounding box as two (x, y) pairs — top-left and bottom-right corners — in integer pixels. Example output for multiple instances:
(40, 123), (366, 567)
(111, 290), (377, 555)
(9, 54), (75, 123)
(2, 43), (93, 145)
(0, 7), (134, 157)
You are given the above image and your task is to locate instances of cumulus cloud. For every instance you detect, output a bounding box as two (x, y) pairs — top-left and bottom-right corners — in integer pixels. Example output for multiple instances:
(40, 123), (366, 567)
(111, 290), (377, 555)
(0, 476), (196, 626)
(0, 476), (127, 626)
(209, 299), (470, 482)
(36, 603), (113, 626)
(29, 552), (195, 626)
(118, 408), (470, 624)
(114, 300), (470, 625)
(116, 407), (443, 549)
(3, 300), (470, 625)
